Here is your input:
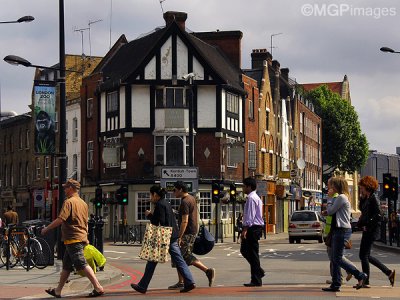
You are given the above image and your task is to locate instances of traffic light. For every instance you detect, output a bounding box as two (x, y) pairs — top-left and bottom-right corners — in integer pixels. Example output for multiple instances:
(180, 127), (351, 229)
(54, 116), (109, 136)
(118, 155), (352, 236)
(383, 173), (391, 199)
(390, 176), (398, 200)
(212, 181), (220, 203)
(94, 187), (103, 208)
(117, 185), (129, 205)
(230, 183), (237, 202)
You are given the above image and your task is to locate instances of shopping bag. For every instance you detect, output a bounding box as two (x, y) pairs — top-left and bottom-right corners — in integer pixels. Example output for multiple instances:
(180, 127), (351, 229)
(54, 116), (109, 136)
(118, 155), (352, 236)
(77, 244), (106, 277)
(193, 224), (215, 255)
(138, 223), (172, 263)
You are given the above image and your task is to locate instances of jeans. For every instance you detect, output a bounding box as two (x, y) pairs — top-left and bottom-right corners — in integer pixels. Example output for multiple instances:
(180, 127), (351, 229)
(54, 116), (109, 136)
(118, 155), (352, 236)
(240, 226), (264, 285)
(331, 228), (363, 288)
(138, 240), (195, 290)
(359, 232), (391, 284)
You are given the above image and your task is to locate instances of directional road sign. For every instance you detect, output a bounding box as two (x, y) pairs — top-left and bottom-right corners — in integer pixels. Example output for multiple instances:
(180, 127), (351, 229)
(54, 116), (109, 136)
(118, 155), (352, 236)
(161, 167), (198, 179)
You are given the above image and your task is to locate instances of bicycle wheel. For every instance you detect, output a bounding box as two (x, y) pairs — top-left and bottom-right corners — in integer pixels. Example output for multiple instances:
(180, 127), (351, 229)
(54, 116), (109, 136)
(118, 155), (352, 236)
(1, 239), (18, 268)
(32, 237), (51, 269)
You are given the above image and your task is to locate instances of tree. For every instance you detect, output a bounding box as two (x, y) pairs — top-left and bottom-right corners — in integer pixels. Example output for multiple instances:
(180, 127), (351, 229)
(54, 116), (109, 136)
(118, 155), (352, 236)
(305, 85), (369, 181)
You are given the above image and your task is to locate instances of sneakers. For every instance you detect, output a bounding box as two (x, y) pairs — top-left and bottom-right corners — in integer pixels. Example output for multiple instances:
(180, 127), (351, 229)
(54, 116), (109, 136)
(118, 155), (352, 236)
(206, 268), (216, 287)
(168, 282), (184, 290)
(388, 270), (396, 287)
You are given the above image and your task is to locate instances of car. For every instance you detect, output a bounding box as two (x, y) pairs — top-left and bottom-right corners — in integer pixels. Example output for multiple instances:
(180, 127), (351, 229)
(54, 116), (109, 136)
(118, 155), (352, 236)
(288, 210), (325, 244)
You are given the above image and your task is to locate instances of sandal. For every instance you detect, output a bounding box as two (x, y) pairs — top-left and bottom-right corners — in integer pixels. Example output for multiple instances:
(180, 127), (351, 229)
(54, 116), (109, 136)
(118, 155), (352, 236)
(45, 288), (61, 298)
(87, 289), (104, 298)
(388, 270), (396, 287)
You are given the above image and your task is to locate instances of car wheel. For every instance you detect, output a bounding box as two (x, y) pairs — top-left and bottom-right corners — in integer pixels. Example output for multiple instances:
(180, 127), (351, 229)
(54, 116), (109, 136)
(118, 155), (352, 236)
(289, 237), (294, 244)
(296, 238), (301, 244)
(318, 236), (323, 243)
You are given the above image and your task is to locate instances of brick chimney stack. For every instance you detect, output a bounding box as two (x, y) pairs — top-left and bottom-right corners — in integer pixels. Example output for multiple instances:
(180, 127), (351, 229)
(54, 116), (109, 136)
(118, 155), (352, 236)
(163, 11), (187, 31)
(251, 49), (272, 69)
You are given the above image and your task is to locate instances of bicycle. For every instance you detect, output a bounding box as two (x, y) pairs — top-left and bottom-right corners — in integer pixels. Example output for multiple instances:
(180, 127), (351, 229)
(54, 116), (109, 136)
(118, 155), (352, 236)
(127, 225), (141, 244)
(0, 225), (51, 270)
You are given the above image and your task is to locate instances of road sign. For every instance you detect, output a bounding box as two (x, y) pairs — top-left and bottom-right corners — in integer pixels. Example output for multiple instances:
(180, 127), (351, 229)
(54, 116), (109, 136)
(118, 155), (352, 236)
(161, 167), (198, 179)
(290, 169), (297, 178)
(160, 179), (198, 193)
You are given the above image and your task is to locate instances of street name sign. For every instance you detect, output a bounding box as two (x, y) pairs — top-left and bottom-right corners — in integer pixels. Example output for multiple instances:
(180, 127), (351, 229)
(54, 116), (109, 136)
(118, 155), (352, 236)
(161, 167), (198, 179)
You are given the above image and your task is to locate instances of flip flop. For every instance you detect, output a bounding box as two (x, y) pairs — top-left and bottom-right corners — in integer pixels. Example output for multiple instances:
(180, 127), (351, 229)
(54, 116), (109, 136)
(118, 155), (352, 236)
(87, 289), (104, 298)
(45, 288), (61, 298)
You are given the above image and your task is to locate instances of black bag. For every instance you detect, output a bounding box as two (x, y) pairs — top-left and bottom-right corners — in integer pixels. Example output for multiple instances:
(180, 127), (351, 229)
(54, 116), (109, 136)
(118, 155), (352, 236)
(324, 232), (332, 247)
(192, 224), (215, 255)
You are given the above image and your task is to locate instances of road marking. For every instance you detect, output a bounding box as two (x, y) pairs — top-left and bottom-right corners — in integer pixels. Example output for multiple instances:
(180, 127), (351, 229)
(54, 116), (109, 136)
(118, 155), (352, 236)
(104, 250), (127, 254)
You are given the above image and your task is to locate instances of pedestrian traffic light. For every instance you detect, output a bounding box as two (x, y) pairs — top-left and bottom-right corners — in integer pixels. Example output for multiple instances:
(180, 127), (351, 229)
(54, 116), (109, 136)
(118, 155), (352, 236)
(212, 181), (220, 203)
(117, 185), (129, 205)
(230, 183), (237, 202)
(390, 176), (398, 200)
(94, 187), (103, 208)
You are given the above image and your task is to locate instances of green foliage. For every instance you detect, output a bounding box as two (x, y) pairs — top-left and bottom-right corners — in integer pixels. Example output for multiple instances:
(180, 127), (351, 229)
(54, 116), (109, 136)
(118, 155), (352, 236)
(305, 85), (369, 177)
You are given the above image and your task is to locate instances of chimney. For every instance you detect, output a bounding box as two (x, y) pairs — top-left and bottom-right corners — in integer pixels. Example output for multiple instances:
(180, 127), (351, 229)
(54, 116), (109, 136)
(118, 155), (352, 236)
(192, 31), (243, 69)
(251, 49), (272, 69)
(163, 11), (187, 31)
(281, 68), (289, 82)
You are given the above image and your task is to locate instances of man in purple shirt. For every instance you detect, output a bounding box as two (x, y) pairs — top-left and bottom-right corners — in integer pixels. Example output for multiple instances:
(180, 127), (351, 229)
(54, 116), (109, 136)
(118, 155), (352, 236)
(241, 177), (265, 287)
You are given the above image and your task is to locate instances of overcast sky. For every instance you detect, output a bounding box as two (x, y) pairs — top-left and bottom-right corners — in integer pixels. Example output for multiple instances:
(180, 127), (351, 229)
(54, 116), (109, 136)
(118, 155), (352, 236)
(1, 0), (399, 154)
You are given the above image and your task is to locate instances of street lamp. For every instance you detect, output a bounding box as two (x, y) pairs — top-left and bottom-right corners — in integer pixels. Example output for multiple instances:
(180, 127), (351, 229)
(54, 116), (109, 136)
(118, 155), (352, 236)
(4, 0), (66, 259)
(0, 16), (34, 24)
(380, 47), (400, 54)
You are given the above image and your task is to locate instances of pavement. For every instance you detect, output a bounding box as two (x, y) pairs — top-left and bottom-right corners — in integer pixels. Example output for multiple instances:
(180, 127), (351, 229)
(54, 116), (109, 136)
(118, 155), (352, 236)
(0, 232), (399, 299)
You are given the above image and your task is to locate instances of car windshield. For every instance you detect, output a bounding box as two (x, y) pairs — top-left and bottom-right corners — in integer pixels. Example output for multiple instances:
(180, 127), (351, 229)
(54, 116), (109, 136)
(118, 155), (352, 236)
(291, 212), (317, 222)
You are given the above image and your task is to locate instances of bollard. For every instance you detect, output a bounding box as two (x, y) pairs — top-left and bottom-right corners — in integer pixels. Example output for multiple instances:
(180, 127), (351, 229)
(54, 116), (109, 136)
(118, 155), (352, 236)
(88, 217), (96, 245)
(94, 217), (104, 254)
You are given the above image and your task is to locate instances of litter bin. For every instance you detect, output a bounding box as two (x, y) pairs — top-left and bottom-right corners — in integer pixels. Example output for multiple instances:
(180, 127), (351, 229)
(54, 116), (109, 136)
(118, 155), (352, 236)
(22, 219), (55, 266)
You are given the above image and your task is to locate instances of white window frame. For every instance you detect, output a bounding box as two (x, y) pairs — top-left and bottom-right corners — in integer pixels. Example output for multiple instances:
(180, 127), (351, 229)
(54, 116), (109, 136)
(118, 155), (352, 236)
(136, 192), (151, 221)
(87, 141), (94, 170)
(72, 117), (78, 142)
(44, 156), (50, 178)
(198, 191), (212, 220)
(105, 137), (121, 168)
(87, 98), (93, 118)
(35, 157), (41, 180)
(53, 156), (58, 178)
(248, 141), (257, 170)
(227, 137), (238, 168)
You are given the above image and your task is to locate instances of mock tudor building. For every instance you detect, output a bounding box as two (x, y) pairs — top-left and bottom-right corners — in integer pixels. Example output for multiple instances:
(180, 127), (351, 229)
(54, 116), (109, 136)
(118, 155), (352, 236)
(80, 12), (249, 239)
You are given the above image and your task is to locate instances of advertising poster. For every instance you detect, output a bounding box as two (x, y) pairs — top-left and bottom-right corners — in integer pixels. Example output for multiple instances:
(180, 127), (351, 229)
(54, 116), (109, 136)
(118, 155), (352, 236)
(34, 81), (56, 154)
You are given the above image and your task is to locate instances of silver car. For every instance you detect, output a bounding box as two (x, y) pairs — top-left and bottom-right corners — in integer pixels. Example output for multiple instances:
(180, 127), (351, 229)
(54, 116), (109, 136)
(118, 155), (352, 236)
(288, 210), (325, 243)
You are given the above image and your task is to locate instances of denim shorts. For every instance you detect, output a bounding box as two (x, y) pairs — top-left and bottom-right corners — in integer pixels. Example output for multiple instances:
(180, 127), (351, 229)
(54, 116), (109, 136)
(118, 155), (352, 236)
(62, 242), (87, 272)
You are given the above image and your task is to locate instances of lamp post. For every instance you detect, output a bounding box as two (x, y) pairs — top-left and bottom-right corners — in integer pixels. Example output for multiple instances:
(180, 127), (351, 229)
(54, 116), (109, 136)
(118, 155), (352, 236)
(3, 0), (66, 259)
(380, 47), (400, 54)
(0, 16), (34, 24)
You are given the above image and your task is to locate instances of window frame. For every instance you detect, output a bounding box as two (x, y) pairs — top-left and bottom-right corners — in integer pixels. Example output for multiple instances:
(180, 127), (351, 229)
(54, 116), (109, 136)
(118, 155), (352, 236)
(248, 141), (257, 170)
(87, 141), (94, 170)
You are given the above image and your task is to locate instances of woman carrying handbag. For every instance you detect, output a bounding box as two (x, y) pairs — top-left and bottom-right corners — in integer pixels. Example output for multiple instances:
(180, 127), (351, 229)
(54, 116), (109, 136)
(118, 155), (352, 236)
(131, 185), (195, 294)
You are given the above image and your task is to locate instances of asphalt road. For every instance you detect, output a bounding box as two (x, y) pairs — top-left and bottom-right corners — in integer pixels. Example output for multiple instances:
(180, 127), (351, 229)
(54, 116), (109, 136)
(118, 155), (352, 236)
(17, 232), (399, 299)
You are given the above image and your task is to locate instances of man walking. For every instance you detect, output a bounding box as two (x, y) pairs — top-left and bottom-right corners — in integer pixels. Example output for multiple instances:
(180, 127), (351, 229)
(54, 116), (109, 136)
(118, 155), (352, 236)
(41, 179), (104, 298)
(3, 205), (19, 226)
(168, 181), (215, 290)
(241, 177), (265, 287)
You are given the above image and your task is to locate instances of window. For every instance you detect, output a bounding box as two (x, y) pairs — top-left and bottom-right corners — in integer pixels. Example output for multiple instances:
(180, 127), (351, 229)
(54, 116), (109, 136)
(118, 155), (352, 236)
(198, 192), (212, 220)
(165, 193), (181, 212)
(226, 92), (239, 114)
(10, 164), (14, 186)
(87, 141), (94, 170)
(266, 111), (270, 131)
(26, 129), (30, 149)
(72, 117), (78, 141)
(105, 137), (121, 168)
(269, 153), (273, 175)
(248, 141), (256, 170)
(72, 154), (78, 179)
(154, 135), (188, 166)
(106, 91), (118, 113)
(227, 137), (238, 168)
(155, 87), (188, 108)
(44, 156), (50, 178)
(53, 156), (58, 178)
(248, 88), (255, 119)
(137, 192), (151, 221)
(19, 163), (23, 186)
(87, 98), (93, 118)
(25, 162), (30, 185)
(66, 119), (68, 143)
(221, 204), (230, 219)
(35, 157), (41, 180)
(19, 129), (23, 150)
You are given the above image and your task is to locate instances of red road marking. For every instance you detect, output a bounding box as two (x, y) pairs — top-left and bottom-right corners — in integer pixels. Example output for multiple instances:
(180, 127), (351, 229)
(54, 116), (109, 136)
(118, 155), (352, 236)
(106, 263), (144, 289)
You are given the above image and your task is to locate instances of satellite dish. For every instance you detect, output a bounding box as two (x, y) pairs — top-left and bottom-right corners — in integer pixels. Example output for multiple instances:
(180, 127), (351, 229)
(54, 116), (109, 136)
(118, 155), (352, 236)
(297, 158), (306, 170)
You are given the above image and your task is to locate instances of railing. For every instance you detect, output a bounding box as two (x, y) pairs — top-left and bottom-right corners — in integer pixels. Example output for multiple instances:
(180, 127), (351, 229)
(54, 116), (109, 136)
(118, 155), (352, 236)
(113, 223), (145, 245)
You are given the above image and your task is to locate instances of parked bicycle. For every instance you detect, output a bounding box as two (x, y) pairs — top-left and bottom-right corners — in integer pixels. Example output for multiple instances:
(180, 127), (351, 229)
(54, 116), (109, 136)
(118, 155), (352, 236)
(0, 224), (51, 270)
(127, 225), (141, 244)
